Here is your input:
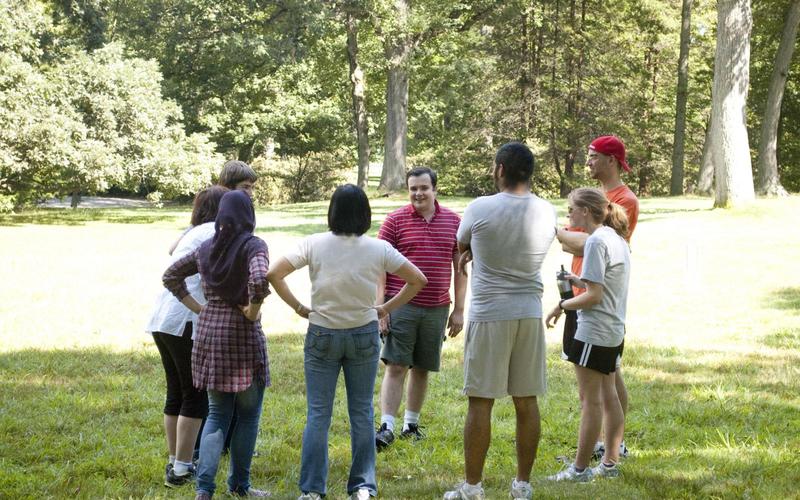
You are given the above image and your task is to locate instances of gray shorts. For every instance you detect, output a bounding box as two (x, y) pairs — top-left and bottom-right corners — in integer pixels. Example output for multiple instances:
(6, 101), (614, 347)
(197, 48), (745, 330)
(463, 318), (547, 398)
(380, 303), (449, 372)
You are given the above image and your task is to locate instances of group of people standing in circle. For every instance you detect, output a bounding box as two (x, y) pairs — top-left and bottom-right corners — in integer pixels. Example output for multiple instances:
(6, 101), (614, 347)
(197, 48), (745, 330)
(145, 134), (639, 500)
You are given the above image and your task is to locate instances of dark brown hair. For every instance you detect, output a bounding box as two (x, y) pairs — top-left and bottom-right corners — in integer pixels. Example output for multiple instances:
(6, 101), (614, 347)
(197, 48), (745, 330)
(218, 160), (258, 189)
(191, 185), (229, 226)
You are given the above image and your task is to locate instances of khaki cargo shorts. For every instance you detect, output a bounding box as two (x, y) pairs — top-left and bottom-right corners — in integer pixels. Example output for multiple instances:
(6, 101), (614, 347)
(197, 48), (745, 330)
(463, 318), (547, 398)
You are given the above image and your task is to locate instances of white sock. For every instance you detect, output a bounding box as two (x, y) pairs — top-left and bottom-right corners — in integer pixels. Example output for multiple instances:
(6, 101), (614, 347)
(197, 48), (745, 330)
(381, 414), (395, 432)
(168, 455), (176, 466)
(403, 410), (420, 431)
(173, 459), (193, 476)
(512, 479), (530, 488)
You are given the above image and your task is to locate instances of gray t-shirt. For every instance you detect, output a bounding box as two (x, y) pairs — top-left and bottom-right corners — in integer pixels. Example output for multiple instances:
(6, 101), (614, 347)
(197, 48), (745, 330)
(457, 192), (557, 321)
(576, 226), (631, 347)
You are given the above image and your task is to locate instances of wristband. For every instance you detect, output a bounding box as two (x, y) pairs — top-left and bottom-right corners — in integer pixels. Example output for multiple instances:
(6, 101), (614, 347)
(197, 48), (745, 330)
(295, 303), (305, 314)
(559, 299), (567, 311)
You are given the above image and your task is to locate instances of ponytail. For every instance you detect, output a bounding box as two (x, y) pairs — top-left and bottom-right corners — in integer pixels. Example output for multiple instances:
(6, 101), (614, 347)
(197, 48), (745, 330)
(568, 187), (630, 239)
(604, 202), (629, 239)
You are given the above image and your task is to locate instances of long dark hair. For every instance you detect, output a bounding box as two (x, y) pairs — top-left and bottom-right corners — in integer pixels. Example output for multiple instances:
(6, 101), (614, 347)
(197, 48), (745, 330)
(190, 186), (229, 226)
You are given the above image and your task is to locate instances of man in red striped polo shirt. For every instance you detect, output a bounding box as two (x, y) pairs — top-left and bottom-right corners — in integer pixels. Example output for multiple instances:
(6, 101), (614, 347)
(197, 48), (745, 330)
(375, 167), (466, 451)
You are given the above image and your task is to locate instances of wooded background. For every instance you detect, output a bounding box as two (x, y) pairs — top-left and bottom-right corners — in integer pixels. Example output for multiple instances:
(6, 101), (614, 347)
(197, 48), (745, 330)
(1, 0), (797, 210)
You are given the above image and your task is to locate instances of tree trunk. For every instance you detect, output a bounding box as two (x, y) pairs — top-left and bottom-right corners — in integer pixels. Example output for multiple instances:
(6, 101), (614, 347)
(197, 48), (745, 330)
(670, 0), (693, 196)
(756, 0), (800, 196)
(70, 190), (81, 209)
(379, 0), (412, 193)
(696, 115), (714, 194)
(346, 11), (371, 189)
(711, 0), (755, 208)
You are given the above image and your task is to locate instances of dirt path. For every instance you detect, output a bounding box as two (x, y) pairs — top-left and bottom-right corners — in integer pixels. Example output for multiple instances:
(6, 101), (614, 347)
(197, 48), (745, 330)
(39, 196), (153, 209)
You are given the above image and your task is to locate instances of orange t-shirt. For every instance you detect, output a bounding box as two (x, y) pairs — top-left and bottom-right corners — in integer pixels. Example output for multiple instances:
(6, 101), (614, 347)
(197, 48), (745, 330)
(569, 184), (639, 295)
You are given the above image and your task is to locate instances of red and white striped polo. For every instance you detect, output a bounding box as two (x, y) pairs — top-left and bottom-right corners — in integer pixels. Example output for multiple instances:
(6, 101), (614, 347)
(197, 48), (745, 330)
(378, 200), (460, 307)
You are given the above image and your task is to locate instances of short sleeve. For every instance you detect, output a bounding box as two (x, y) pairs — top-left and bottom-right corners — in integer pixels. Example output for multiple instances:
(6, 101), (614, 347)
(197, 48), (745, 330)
(378, 212), (398, 247)
(580, 237), (608, 285)
(383, 240), (409, 274)
(284, 236), (311, 270)
(457, 204), (474, 245)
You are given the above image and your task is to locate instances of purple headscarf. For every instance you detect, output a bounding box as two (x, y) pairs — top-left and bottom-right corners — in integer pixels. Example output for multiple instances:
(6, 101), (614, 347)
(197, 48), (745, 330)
(198, 190), (266, 306)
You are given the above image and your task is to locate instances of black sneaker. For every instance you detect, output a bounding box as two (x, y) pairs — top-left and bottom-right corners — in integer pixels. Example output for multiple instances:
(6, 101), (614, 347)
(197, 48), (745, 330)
(399, 423), (426, 441)
(375, 423), (395, 451)
(164, 465), (196, 488)
(164, 463), (173, 485)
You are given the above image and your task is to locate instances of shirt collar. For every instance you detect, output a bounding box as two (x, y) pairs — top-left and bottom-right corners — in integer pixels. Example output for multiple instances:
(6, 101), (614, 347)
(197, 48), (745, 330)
(407, 199), (441, 219)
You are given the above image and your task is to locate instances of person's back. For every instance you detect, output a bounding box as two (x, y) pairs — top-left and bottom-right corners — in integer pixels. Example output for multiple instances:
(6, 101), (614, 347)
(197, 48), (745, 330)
(462, 192), (556, 321)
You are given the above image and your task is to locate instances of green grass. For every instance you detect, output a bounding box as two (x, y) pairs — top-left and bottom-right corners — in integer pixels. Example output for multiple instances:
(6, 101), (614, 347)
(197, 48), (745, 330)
(1, 195), (799, 498)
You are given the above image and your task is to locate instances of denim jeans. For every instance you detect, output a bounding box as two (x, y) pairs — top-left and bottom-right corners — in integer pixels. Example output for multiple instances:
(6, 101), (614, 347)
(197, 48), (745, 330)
(196, 379), (265, 496)
(299, 322), (380, 497)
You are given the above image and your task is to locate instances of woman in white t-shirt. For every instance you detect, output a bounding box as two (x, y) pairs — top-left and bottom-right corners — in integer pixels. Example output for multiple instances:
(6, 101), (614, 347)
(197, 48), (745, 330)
(545, 187), (631, 482)
(146, 185), (228, 486)
(267, 184), (427, 500)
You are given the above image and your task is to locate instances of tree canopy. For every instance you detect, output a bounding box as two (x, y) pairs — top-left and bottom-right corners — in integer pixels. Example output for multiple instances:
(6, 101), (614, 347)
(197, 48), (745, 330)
(1, 0), (798, 210)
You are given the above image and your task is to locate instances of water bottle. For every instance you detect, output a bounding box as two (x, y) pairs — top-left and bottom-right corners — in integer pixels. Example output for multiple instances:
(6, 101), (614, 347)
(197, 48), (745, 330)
(557, 265), (574, 301)
(557, 265), (576, 358)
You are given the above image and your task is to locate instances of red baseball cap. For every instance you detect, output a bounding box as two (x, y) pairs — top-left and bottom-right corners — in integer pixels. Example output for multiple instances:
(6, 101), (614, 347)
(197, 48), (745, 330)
(589, 136), (631, 172)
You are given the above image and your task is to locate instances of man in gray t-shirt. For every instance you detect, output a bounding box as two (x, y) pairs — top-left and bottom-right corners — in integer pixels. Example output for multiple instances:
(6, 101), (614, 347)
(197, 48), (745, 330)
(444, 142), (557, 500)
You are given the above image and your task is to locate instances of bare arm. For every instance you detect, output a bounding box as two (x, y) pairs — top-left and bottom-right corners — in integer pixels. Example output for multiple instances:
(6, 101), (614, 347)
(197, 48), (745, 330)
(545, 280), (604, 328)
(457, 241), (472, 276)
(447, 251), (467, 337)
(266, 257), (310, 319)
(376, 272), (389, 334)
(378, 262), (427, 318)
(557, 228), (588, 257)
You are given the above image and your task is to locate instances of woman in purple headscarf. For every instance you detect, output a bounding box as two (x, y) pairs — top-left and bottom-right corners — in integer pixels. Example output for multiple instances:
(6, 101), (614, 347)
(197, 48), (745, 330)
(163, 190), (270, 499)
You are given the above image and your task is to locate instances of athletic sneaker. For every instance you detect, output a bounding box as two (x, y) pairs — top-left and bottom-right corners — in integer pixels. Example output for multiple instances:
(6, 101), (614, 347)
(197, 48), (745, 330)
(546, 463), (594, 482)
(349, 487), (371, 499)
(164, 466), (195, 488)
(591, 462), (620, 479)
(443, 482), (485, 500)
(227, 487), (271, 497)
(400, 423), (426, 440)
(592, 441), (629, 461)
(510, 479), (533, 499)
(375, 423), (395, 451)
(298, 493), (322, 500)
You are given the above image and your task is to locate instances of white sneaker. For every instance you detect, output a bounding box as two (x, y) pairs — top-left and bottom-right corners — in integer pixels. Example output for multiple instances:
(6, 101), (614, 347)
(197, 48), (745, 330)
(349, 487), (371, 500)
(546, 463), (594, 482)
(593, 441), (629, 460)
(298, 493), (322, 500)
(443, 482), (485, 500)
(510, 478), (533, 499)
(591, 462), (620, 479)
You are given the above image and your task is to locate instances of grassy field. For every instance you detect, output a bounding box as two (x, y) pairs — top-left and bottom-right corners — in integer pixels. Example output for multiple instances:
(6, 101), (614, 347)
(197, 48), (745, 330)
(1, 194), (799, 499)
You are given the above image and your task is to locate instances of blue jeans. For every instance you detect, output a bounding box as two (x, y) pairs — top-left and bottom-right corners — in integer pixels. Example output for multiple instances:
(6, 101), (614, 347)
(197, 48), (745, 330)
(299, 322), (380, 497)
(196, 380), (265, 496)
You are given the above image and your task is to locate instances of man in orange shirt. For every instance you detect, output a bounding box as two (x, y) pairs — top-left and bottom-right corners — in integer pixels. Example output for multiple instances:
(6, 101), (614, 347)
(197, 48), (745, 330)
(557, 135), (639, 460)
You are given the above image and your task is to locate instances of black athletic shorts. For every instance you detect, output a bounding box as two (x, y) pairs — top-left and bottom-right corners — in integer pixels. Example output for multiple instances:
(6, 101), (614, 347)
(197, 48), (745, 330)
(565, 338), (624, 375)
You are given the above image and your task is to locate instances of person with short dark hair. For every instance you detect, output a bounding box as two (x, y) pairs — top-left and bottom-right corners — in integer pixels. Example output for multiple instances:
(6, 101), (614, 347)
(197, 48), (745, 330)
(444, 142), (557, 500)
(147, 185), (228, 488)
(163, 190), (272, 499)
(375, 166), (466, 450)
(545, 187), (631, 482)
(218, 160), (258, 197)
(267, 184), (428, 500)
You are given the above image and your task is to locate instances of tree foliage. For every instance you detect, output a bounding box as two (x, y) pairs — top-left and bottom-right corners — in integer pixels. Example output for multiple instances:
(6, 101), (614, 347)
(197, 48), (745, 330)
(2, 0), (799, 211)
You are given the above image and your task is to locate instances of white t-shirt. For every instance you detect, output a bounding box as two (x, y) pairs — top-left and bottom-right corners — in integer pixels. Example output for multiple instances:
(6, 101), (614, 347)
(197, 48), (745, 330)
(457, 192), (557, 321)
(576, 226), (631, 347)
(145, 222), (215, 338)
(284, 232), (408, 329)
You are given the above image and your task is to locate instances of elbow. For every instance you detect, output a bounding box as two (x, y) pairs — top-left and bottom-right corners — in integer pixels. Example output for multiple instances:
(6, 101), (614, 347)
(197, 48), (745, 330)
(415, 274), (428, 289)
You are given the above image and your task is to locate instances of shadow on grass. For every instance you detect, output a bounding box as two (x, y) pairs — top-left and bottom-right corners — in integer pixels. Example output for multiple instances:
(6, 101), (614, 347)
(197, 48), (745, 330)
(0, 208), (180, 226)
(2, 335), (799, 498)
(765, 287), (800, 314)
